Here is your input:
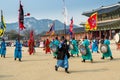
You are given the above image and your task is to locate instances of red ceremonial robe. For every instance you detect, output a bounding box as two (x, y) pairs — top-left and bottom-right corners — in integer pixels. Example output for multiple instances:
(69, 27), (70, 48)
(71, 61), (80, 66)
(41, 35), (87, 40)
(45, 39), (51, 54)
(28, 39), (34, 55)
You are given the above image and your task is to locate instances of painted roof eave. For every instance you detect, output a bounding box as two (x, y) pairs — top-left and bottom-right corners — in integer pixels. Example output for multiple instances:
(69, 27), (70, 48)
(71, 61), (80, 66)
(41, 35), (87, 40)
(82, 3), (120, 17)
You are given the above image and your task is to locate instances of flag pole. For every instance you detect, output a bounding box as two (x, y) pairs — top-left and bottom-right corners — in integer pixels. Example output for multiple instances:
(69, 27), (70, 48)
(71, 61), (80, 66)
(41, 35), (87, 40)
(1, 10), (2, 38)
(18, 0), (21, 40)
(64, 21), (66, 37)
(63, 0), (67, 37)
(1, 10), (2, 21)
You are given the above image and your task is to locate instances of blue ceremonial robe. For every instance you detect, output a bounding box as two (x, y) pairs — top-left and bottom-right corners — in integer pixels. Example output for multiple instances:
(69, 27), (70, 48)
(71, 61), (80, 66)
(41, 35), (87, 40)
(56, 55), (69, 68)
(70, 40), (79, 55)
(92, 40), (98, 52)
(102, 39), (112, 58)
(52, 40), (60, 57)
(1, 41), (6, 56)
(81, 39), (92, 60)
(14, 41), (22, 59)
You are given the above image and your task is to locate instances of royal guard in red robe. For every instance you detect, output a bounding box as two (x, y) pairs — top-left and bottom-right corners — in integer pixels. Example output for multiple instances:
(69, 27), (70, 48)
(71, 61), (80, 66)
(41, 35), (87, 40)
(45, 39), (51, 54)
(28, 39), (35, 55)
(28, 30), (35, 55)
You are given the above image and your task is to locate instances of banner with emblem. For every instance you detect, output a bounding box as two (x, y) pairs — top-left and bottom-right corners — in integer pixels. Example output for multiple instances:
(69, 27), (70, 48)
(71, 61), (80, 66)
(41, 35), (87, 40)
(85, 12), (97, 31)
(0, 10), (6, 37)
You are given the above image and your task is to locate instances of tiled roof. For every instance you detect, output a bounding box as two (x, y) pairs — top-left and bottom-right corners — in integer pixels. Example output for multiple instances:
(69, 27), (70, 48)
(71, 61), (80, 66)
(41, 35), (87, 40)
(40, 27), (85, 36)
(82, 2), (120, 17)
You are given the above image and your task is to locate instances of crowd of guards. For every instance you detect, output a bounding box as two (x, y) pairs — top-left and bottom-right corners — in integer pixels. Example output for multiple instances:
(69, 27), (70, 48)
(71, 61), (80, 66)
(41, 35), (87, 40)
(42, 35), (113, 73)
(0, 35), (113, 74)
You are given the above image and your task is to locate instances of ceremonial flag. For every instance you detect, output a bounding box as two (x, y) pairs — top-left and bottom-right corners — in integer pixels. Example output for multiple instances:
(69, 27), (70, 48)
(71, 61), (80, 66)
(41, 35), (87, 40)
(46, 22), (55, 35)
(0, 10), (6, 37)
(85, 21), (90, 31)
(85, 12), (97, 31)
(19, 1), (25, 30)
(69, 17), (74, 38)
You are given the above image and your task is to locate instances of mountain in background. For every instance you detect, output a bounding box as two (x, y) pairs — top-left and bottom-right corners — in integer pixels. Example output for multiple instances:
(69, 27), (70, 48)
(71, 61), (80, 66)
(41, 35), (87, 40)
(5, 17), (79, 34)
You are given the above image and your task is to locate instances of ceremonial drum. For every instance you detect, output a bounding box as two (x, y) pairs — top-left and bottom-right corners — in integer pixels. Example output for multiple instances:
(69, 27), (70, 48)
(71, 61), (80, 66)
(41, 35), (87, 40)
(69, 44), (74, 50)
(100, 44), (108, 53)
(51, 45), (57, 53)
(79, 45), (86, 55)
(114, 33), (120, 43)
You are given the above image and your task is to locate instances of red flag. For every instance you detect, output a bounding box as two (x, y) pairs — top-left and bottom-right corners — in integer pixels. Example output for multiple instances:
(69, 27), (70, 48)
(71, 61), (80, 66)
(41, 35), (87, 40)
(19, 1), (25, 30)
(87, 13), (97, 30)
(69, 17), (73, 33)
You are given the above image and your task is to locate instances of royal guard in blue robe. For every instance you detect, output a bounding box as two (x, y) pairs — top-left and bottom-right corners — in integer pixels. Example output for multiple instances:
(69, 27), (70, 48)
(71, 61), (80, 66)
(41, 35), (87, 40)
(101, 36), (113, 60)
(70, 37), (79, 57)
(52, 37), (60, 58)
(92, 38), (99, 53)
(14, 39), (22, 61)
(1, 39), (6, 58)
(81, 36), (93, 62)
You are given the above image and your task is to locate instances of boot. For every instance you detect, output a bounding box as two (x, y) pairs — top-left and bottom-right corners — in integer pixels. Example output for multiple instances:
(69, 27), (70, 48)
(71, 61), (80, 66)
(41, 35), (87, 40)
(14, 58), (16, 60)
(1, 55), (2, 57)
(70, 54), (73, 57)
(65, 68), (69, 73)
(55, 65), (58, 71)
(3, 55), (5, 58)
(19, 58), (21, 62)
(77, 54), (79, 57)
(97, 51), (99, 53)
(91, 59), (93, 63)
(82, 59), (85, 62)
(101, 57), (104, 59)
(110, 56), (113, 60)
(53, 56), (56, 59)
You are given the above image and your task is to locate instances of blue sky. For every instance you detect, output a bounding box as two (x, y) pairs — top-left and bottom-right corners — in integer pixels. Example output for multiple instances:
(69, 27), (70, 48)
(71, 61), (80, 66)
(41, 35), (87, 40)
(0, 0), (120, 26)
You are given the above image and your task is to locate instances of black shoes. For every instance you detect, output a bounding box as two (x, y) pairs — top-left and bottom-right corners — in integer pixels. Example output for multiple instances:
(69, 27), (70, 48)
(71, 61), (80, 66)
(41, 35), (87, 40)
(91, 59), (93, 63)
(82, 59), (85, 62)
(101, 57), (104, 59)
(14, 58), (16, 60)
(55, 66), (69, 73)
(14, 58), (22, 62)
(81, 59), (93, 63)
(77, 54), (79, 57)
(55, 66), (58, 71)
(71, 54), (75, 57)
(101, 56), (114, 60)
(97, 51), (99, 53)
(53, 56), (56, 59)
(19, 58), (21, 62)
(110, 56), (113, 60)
(1, 55), (5, 58)
(65, 68), (69, 73)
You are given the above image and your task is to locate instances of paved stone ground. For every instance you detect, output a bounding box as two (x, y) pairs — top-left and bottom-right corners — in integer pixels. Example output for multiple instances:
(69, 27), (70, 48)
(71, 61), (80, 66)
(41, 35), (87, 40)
(0, 40), (120, 80)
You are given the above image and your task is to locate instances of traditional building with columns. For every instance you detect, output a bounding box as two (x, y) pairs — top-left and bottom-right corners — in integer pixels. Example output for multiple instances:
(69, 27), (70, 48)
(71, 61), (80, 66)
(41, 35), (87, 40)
(40, 27), (86, 41)
(81, 2), (120, 39)
(40, 2), (120, 41)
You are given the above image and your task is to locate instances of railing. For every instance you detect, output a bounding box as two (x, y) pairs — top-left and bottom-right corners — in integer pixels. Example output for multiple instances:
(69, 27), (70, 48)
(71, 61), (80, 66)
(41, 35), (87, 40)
(98, 17), (120, 23)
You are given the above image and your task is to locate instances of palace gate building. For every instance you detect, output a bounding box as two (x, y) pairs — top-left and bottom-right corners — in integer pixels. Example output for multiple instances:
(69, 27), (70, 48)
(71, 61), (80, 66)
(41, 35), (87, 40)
(82, 2), (120, 39)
